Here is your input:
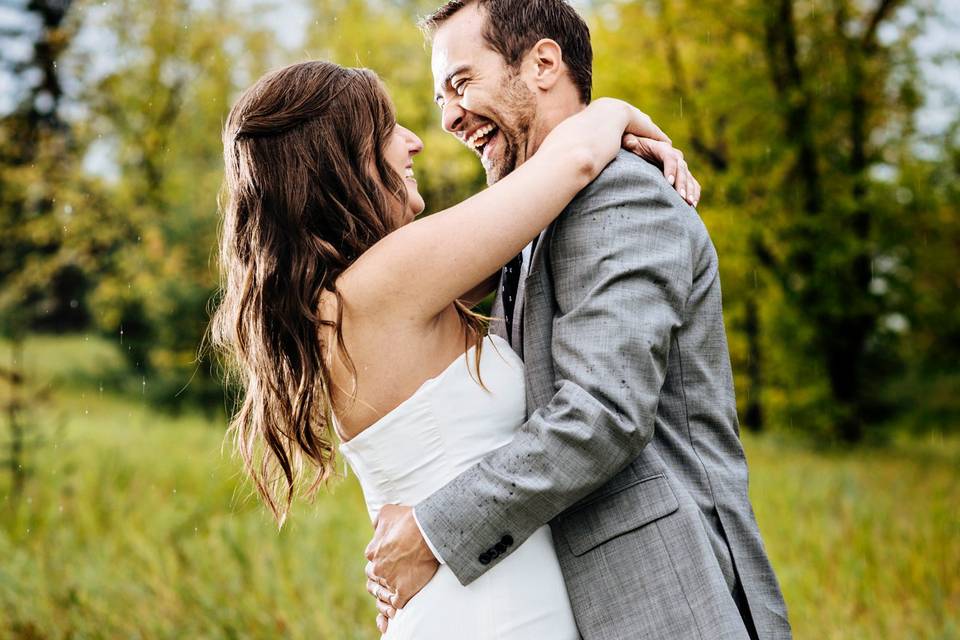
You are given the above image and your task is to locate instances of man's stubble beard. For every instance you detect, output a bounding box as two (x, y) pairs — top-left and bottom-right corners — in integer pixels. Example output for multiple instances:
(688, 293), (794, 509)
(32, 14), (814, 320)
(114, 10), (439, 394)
(484, 72), (538, 186)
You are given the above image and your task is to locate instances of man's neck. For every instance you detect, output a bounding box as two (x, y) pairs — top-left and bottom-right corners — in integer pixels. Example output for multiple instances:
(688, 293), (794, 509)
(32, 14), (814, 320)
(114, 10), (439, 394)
(525, 99), (587, 159)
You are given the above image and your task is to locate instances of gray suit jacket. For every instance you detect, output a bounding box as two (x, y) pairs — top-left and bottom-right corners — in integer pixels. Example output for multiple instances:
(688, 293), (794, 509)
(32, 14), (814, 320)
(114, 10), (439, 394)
(415, 152), (791, 639)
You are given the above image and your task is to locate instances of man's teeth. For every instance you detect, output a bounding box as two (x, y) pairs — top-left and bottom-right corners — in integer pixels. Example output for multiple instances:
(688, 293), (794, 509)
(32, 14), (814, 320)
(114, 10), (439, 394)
(404, 167), (414, 179)
(467, 123), (497, 149)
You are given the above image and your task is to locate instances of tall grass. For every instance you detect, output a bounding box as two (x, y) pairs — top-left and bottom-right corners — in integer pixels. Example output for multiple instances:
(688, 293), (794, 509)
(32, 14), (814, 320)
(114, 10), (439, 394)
(1, 336), (957, 639)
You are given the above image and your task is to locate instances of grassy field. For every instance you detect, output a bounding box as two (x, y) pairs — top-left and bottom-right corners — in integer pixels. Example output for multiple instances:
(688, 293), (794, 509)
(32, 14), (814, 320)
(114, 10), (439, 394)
(1, 336), (958, 639)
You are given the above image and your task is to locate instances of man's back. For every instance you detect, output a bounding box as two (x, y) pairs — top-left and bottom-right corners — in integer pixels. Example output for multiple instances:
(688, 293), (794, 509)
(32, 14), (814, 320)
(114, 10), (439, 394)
(523, 151), (792, 639)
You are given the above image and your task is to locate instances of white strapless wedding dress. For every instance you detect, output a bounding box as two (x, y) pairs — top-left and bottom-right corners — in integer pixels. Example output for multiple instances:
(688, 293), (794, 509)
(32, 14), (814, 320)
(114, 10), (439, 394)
(338, 334), (578, 639)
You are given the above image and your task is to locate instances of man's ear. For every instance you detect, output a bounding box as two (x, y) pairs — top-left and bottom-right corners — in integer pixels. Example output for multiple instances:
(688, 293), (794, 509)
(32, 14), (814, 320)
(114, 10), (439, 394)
(523, 38), (564, 91)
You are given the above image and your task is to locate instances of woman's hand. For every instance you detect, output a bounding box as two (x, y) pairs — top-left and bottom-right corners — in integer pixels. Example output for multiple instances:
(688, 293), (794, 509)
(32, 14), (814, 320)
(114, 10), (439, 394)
(542, 98), (701, 208)
(615, 98), (701, 206)
(623, 134), (701, 207)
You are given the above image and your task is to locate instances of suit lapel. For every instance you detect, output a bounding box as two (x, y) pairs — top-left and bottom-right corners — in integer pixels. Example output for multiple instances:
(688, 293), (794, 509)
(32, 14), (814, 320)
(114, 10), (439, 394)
(527, 227), (551, 278)
(513, 227), (554, 358)
(519, 226), (556, 409)
(489, 271), (509, 342)
(511, 228), (547, 353)
(510, 245), (531, 353)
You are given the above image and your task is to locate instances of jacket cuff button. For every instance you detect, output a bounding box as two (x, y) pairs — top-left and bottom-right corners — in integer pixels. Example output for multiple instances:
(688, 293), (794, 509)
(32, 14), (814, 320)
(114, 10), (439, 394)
(501, 534), (514, 546)
(479, 553), (491, 565)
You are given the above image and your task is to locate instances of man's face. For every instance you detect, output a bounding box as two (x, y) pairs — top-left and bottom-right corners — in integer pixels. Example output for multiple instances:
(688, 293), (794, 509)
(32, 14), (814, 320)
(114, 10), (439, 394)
(431, 4), (538, 185)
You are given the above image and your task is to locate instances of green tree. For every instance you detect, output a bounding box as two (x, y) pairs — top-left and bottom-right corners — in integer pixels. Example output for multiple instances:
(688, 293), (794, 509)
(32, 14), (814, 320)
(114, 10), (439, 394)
(67, 0), (281, 406)
(0, 0), (78, 507)
(0, 0), (80, 334)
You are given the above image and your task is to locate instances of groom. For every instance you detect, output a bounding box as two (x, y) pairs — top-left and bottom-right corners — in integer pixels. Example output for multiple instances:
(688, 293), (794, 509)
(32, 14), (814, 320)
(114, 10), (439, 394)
(365, 1), (792, 638)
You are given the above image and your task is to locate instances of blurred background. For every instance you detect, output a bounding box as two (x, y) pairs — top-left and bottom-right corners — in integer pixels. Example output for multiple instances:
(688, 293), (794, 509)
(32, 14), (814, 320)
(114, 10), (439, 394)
(0, 0), (957, 637)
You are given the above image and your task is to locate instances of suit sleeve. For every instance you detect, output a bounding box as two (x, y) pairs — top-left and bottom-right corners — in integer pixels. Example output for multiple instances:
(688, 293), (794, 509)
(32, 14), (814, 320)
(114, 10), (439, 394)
(414, 155), (697, 585)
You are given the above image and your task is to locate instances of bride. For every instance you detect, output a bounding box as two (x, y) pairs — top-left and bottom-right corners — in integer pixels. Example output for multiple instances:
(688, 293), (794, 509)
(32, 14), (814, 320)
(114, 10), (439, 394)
(212, 60), (698, 638)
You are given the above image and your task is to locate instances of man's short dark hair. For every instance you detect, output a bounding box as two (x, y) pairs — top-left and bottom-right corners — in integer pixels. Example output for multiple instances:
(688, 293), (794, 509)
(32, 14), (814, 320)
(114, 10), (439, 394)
(420, 0), (593, 105)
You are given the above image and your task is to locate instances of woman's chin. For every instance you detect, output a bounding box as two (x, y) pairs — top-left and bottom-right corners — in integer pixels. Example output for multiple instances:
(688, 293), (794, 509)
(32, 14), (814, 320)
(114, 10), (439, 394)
(410, 195), (426, 218)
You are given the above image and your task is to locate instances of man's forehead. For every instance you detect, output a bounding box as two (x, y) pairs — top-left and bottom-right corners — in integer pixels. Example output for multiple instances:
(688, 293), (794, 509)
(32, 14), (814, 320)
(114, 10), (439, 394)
(430, 4), (490, 83)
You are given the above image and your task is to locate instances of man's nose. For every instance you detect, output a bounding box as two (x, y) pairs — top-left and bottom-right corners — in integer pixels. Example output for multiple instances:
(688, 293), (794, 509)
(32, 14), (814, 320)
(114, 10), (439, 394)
(442, 101), (466, 135)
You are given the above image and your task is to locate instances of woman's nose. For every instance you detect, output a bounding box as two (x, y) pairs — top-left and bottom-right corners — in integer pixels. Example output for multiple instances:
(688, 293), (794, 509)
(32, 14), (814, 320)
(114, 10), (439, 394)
(407, 130), (424, 156)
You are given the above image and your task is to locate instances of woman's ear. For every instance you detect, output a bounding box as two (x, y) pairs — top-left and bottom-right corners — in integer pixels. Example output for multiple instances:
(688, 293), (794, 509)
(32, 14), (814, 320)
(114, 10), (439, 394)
(523, 38), (564, 92)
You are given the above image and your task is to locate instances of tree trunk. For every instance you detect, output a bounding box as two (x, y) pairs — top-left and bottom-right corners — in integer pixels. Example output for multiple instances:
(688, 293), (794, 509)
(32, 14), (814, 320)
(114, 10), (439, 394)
(5, 338), (26, 507)
(744, 297), (764, 432)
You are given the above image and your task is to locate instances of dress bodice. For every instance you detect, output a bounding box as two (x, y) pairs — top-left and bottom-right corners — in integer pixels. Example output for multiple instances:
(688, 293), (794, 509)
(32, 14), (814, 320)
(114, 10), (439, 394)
(338, 334), (526, 523)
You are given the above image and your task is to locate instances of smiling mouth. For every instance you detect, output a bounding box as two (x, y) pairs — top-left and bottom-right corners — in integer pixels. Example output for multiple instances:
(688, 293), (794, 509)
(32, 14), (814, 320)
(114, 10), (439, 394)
(465, 123), (499, 158)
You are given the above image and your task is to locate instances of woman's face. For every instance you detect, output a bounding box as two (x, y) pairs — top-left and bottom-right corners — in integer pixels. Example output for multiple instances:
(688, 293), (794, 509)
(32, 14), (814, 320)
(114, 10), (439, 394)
(384, 123), (425, 224)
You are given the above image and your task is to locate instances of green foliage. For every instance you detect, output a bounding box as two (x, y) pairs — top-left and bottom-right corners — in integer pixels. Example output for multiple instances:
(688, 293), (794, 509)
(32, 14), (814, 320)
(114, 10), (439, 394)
(877, 129), (960, 428)
(1, 336), (375, 638)
(0, 0), (85, 336)
(65, 0), (283, 403)
(748, 430), (960, 637)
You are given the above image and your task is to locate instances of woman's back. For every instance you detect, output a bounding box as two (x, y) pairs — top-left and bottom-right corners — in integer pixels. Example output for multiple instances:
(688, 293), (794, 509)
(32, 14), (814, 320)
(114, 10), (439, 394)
(322, 297), (479, 441)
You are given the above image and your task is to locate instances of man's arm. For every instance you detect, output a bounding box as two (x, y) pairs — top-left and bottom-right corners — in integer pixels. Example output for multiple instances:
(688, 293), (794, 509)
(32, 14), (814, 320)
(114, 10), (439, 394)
(415, 154), (698, 585)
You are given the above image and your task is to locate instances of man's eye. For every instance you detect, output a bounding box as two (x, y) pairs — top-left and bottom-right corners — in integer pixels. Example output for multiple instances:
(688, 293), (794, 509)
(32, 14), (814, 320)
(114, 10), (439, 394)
(453, 81), (466, 96)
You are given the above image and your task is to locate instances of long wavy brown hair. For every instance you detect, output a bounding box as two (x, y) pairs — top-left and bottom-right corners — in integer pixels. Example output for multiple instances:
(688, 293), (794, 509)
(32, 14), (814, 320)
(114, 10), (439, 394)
(211, 61), (485, 526)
